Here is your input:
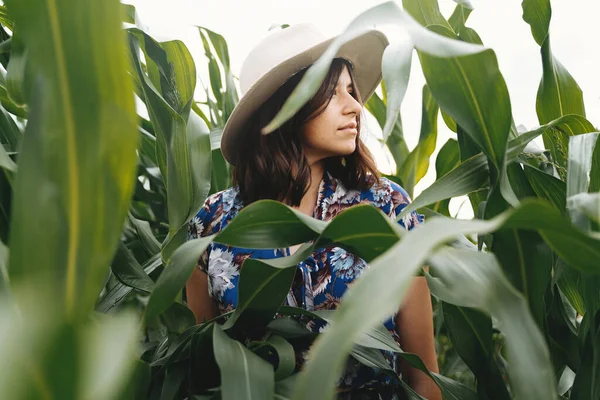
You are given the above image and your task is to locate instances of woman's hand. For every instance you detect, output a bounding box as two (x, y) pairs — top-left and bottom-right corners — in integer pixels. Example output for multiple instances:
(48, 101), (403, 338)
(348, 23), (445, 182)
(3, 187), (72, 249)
(395, 275), (442, 400)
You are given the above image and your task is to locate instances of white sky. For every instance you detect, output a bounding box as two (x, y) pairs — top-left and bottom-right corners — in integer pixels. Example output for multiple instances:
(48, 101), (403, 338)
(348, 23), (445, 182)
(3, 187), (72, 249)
(124, 0), (600, 219)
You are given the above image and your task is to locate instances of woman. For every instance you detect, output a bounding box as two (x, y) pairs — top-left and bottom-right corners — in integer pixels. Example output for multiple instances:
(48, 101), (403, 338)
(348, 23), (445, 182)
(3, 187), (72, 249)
(186, 24), (441, 400)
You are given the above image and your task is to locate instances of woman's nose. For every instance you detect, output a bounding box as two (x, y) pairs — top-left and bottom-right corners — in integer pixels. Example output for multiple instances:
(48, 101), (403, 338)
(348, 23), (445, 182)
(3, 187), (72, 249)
(345, 94), (362, 115)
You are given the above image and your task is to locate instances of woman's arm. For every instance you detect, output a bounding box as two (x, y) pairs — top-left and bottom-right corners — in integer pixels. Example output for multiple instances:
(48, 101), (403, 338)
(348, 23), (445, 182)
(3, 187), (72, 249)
(186, 267), (218, 324)
(395, 275), (442, 400)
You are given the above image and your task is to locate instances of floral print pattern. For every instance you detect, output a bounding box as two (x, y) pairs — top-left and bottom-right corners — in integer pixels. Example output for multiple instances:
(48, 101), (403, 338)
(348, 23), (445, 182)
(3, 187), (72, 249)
(187, 171), (424, 398)
(206, 248), (238, 298)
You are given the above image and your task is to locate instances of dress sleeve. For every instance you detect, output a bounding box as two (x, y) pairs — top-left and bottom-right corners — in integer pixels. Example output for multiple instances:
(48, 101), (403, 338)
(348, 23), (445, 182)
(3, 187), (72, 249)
(187, 193), (220, 273)
(386, 180), (425, 231)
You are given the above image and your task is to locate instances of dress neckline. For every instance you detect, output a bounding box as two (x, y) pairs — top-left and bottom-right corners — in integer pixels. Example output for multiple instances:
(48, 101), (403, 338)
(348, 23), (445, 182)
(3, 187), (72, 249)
(284, 169), (332, 257)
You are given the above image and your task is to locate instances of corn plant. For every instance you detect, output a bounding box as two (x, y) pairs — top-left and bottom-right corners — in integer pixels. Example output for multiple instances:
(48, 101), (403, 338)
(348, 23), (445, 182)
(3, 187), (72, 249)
(1, 0), (600, 399)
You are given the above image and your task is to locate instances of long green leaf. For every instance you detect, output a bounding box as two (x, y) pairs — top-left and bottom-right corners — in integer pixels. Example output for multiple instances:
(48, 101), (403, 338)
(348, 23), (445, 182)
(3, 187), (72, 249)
(128, 30), (212, 259)
(0, 286), (55, 399)
(160, 363), (187, 400)
(536, 38), (586, 125)
(7, 0), (138, 318)
(0, 171), (11, 245)
(292, 200), (578, 400)
(567, 133), (600, 230)
(215, 200), (327, 248)
(381, 41), (413, 142)
(431, 139), (459, 216)
(448, 3), (473, 35)
(111, 242), (155, 293)
(364, 90), (386, 129)
(213, 324), (275, 400)
(571, 319), (600, 400)
(399, 116), (588, 218)
(426, 248), (557, 400)
(351, 346), (479, 399)
(441, 303), (510, 399)
(5, 31), (28, 108)
(219, 197), (600, 278)
(522, 0), (552, 46)
(540, 115), (595, 181)
(0, 238), (7, 291)
(523, 164), (567, 212)
(402, 0), (451, 29)
(400, 151), (489, 214)
(96, 253), (162, 313)
(222, 258), (296, 331)
(198, 29), (224, 110)
(80, 312), (139, 400)
(566, 133), (600, 348)
(568, 193), (600, 225)
(494, 164), (553, 328)
(418, 25), (514, 207)
(145, 235), (214, 320)
(263, 335), (296, 380)
(397, 85), (439, 197)
(0, 5), (13, 30)
(0, 142), (15, 172)
(0, 102), (21, 152)
(568, 133), (599, 197)
(128, 212), (161, 256)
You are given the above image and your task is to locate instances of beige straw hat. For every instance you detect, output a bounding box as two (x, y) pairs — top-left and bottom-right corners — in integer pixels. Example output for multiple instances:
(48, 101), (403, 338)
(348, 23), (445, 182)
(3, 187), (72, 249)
(220, 23), (389, 166)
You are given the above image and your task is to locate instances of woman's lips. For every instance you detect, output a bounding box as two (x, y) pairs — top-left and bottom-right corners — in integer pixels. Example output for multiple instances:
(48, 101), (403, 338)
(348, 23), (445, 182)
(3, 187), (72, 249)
(338, 121), (357, 134)
(338, 127), (358, 134)
(339, 121), (357, 130)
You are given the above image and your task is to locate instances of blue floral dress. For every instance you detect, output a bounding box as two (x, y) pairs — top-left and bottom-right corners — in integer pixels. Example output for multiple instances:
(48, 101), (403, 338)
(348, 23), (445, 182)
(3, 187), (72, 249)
(187, 170), (424, 399)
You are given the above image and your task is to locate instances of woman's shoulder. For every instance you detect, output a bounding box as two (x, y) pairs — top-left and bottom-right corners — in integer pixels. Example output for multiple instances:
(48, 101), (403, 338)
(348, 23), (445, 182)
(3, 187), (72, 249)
(188, 186), (242, 238)
(363, 175), (412, 206)
(362, 175), (424, 229)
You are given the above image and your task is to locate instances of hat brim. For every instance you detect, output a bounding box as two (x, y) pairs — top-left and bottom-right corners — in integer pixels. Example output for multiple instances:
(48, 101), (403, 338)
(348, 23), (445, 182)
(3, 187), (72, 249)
(220, 29), (389, 166)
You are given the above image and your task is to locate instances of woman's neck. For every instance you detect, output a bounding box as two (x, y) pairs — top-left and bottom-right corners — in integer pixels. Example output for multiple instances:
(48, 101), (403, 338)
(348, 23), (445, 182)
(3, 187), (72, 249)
(294, 160), (324, 217)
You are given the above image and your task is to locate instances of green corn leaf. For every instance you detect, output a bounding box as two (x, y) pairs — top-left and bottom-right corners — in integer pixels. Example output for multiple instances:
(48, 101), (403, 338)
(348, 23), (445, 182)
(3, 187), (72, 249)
(441, 303), (510, 399)
(221, 258), (297, 331)
(96, 253), (162, 314)
(536, 38), (586, 125)
(128, 30), (212, 259)
(0, 238), (7, 291)
(292, 201), (576, 400)
(427, 248), (557, 400)
(397, 85), (439, 197)
(213, 324), (275, 400)
(522, 0), (552, 46)
(6, 0), (139, 318)
(523, 164), (567, 212)
(431, 138), (460, 215)
(381, 41), (413, 142)
(399, 116), (592, 218)
(0, 103), (22, 152)
(0, 142), (15, 173)
(145, 235), (214, 321)
(402, 0), (452, 30)
(418, 25), (510, 183)
(128, 212), (161, 256)
(568, 193), (600, 225)
(263, 335), (296, 380)
(111, 242), (155, 293)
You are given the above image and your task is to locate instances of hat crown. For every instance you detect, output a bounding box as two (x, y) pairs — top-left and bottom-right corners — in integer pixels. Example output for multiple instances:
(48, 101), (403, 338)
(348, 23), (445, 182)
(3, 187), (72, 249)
(239, 24), (326, 95)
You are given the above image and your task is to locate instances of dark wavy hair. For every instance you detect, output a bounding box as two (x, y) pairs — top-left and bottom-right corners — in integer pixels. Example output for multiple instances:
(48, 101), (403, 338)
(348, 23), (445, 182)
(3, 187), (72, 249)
(232, 58), (380, 207)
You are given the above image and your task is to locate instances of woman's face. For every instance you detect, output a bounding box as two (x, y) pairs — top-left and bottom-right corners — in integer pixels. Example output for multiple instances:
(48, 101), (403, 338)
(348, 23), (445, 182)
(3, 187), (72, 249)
(301, 65), (362, 164)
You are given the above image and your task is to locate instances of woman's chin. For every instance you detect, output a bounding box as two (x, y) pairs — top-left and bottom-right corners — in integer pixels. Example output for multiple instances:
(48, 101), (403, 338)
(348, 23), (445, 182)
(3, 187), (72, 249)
(331, 146), (356, 157)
